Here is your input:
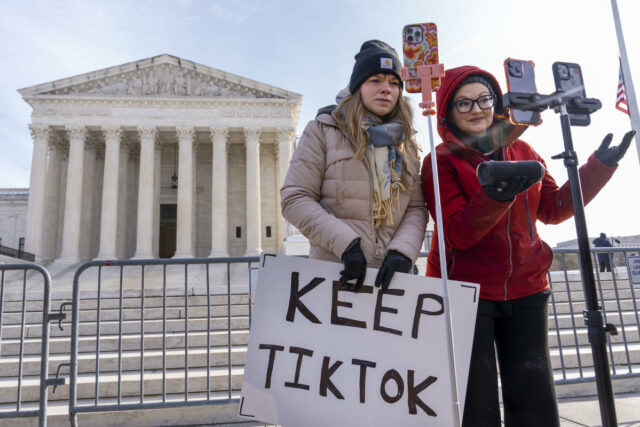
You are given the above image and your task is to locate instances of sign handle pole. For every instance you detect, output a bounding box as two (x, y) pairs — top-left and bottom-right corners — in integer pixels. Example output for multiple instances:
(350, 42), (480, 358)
(426, 112), (461, 427)
(402, 62), (461, 427)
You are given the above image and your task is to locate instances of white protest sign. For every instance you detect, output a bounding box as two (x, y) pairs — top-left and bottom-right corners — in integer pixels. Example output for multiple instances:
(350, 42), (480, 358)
(239, 255), (479, 426)
(626, 256), (640, 286)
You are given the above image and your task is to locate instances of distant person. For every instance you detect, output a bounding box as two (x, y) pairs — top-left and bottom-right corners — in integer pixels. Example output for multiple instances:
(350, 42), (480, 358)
(420, 65), (635, 427)
(281, 40), (427, 292)
(593, 232), (614, 272)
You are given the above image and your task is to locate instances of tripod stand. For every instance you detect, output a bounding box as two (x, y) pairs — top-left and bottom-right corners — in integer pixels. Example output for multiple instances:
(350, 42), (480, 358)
(504, 90), (619, 427)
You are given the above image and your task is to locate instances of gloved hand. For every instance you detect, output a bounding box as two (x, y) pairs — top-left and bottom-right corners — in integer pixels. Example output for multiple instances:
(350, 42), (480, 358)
(482, 176), (532, 202)
(375, 250), (412, 290)
(595, 130), (636, 167)
(340, 239), (367, 292)
(477, 160), (545, 202)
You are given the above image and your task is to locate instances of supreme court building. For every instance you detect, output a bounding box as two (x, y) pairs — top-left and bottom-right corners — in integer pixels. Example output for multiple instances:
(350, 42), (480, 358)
(18, 54), (302, 263)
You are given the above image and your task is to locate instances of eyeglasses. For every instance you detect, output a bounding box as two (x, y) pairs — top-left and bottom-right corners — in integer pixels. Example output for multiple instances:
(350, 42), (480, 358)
(453, 95), (496, 113)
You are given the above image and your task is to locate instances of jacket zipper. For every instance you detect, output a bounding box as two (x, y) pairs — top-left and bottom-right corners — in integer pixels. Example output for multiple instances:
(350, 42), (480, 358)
(447, 248), (456, 276)
(363, 152), (382, 260)
(504, 207), (513, 300)
(524, 191), (534, 243)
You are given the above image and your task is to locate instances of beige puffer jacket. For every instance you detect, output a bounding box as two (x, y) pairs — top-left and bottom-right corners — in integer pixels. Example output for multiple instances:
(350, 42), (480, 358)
(281, 113), (428, 267)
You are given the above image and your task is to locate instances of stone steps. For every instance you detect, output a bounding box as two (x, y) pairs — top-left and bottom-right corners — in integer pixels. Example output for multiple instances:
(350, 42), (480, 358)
(1, 294), (251, 311)
(552, 298), (640, 313)
(6, 294), (637, 326)
(0, 345), (248, 377)
(550, 288), (639, 303)
(0, 315), (251, 339)
(3, 325), (637, 376)
(548, 310), (638, 330)
(1, 329), (250, 356)
(0, 366), (245, 403)
(550, 342), (640, 369)
(0, 393), (252, 427)
(1, 304), (251, 324)
(549, 325), (639, 347)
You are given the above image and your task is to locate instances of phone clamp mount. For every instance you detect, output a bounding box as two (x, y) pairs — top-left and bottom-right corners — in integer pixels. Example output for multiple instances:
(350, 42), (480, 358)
(503, 90), (602, 167)
(503, 91), (602, 120)
(401, 63), (445, 115)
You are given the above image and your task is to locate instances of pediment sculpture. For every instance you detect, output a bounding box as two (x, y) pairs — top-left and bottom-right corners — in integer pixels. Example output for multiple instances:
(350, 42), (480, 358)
(41, 64), (280, 99)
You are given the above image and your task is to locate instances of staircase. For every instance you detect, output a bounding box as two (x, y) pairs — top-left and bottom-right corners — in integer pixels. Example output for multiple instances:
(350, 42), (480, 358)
(547, 268), (640, 397)
(1, 264), (639, 425)
(0, 286), (262, 427)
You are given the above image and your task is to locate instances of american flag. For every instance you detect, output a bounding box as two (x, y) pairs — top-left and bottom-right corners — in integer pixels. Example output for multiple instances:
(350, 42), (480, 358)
(616, 61), (630, 115)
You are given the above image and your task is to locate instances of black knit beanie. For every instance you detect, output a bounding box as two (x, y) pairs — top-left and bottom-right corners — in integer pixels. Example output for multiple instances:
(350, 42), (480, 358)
(349, 40), (403, 94)
(458, 74), (498, 99)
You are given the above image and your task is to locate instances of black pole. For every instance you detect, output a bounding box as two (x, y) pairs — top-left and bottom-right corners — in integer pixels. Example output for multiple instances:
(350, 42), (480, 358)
(556, 104), (618, 427)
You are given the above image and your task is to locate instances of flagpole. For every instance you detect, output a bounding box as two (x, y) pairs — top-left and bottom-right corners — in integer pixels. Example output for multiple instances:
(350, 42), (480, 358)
(611, 0), (640, 166)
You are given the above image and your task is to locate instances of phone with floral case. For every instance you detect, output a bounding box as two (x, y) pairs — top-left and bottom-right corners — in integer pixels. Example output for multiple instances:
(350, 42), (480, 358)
(402, 23), (439, 93)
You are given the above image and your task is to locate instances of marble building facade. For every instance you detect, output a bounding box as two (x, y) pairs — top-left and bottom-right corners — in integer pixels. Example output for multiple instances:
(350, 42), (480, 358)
(17, 54), (301, 263)
(0, 189), (28, 251)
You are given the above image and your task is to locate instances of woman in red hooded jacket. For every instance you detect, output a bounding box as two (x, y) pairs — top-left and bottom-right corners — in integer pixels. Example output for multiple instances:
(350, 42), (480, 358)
(421, 65), (634, 426)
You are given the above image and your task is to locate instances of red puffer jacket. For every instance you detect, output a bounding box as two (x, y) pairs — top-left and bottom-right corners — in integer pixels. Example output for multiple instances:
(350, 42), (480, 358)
(421, 65), (617, 301)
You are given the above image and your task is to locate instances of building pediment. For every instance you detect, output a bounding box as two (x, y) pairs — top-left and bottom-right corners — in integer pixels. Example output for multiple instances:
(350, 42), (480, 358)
(18, 54), (301, 101)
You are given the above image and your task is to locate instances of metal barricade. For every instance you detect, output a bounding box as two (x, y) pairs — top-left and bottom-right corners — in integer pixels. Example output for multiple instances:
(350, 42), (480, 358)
(547, 246), (640, 385)
(0, 244), (36, 262)
(419, 246), (640, 387)
(0, 263), (65, 427)
(60, 248), (638, 424)
(68, 256), (259, 427)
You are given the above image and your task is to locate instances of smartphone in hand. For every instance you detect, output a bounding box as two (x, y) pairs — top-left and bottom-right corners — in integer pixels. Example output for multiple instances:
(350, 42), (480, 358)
(552, 62), (590, 126)
(504, 58), (542, 126)
(402, 23), (439, 93)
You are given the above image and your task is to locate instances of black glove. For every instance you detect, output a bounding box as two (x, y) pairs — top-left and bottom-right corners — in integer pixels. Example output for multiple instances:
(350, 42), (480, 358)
(595, 130), (636, 166)
(477, 160), (545, 202)
(375, 250), (412, 290)
(482, 176), (530, 202)
(340, 239), (367, 292)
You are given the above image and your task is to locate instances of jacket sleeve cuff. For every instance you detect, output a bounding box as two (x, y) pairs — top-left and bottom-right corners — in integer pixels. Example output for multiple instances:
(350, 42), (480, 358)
(589, 152), (618, 173)
(333, 231), (361, 260)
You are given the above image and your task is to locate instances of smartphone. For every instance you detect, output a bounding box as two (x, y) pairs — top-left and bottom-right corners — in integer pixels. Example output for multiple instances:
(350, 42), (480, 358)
(503, 58), (542, 126)
(402, 23), (439, 93)
(552, 62), (590, 126)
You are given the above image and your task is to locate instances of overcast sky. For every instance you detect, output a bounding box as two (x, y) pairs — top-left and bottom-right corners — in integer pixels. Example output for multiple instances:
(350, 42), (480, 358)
(1, 0), (639, 247)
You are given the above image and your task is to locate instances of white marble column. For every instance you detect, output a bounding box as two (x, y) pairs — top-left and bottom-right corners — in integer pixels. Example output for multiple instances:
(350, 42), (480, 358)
(116, 141), (131, 258)
(96, 126), (122, 260)
(134, 126), (157, 258)
(276, 128), (294, 252)
(80, 138), (97, 260)
(209, 126), (229, 257)
(58, 125), (87, 263)
(24, 124), (50, 260)
(152, 144), (162, 257)
(244, 127), (262, 256)
(191, 141), (198, 255)
(43, 136), (63, 261)
(174, 126), (195, 258)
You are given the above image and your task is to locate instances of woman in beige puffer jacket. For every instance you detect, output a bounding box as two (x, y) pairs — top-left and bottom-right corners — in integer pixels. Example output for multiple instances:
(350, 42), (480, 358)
(280, 40), (428, 291)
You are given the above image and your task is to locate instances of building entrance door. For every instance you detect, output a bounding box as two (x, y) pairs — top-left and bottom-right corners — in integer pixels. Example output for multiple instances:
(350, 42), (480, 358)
(159, 204), (177, 258)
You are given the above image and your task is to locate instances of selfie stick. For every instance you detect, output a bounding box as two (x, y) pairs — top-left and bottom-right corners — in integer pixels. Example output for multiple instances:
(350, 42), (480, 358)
(402, 63), (462, 427)
(504, 89), (619, 427)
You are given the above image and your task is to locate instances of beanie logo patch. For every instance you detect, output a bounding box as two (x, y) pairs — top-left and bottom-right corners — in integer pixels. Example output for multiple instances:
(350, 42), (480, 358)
(380, 57), (393, 69)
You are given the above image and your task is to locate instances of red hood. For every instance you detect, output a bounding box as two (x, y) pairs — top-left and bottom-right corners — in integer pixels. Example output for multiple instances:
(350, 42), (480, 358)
(435, 65), (525, 152)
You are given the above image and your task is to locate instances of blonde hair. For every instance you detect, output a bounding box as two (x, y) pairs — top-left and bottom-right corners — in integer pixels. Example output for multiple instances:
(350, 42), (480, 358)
(334, 89), (420, 185)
